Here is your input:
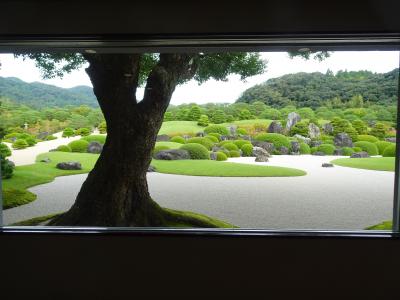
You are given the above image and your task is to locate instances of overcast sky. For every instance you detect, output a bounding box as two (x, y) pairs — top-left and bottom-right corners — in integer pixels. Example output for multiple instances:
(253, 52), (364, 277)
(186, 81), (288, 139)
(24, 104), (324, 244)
(0, 51), (398, 105)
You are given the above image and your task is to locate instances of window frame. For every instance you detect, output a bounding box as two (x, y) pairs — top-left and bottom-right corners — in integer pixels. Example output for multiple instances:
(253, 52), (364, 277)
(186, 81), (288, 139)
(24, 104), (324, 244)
(1, 33), (400, 238)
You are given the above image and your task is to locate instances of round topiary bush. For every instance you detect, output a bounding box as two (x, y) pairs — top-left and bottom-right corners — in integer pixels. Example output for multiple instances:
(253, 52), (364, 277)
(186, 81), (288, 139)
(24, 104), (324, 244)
(12, 139), (29, 149)
(228, 150), (241, 157)
(317, 144), (336, 155)
(374, 141), (392, 155)
(68, 140), (89, 153)
(45, 135), (57, 141)
(186, 137), (214, 150)
(170, 136), (186, 144)
(75, 127), (91, 136)
(357, 135), (379, 143)
(153, 145), (170, 156)
(342, 147), (355, 156)
(180, 143), (210, 159)
(0, 143), (12, 158)
(353, 147), (362, 152)
(233, 139), (251, 149)
(207, 132), (221, 141)
(204, 125), (229, 136)
(236, 128), (248, 135)
(254, 133), (290, 149)
(241, 143), (253, 156)
(56, 145), (72, 152)
(353, 141), (379, 156)
(82, 135), (107, 144)
(310, 146), (318, 154)
(204, 135), (219, 143)
(25, 136), (37, 146)
(216, 151), (228, 161)
(222, 142), (239, 151)
(299, 142), (311, 154)
(382, 144), (396, 157)
(62, 127), (75, 137)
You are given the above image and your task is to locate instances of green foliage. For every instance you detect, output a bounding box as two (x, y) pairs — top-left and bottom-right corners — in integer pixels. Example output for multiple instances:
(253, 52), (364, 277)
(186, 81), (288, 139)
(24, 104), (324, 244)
(3, 188), (36, 209)
(353, 147), (362, 152)
(211, 110), (226, 124)
(204, 125), (229, 135)
(1, 158), (14, 179)
(186, 137), (214, 150)
(239, 109), (252, 120)
(221, 142), (238, 151)
(299, 142), (311, 154)
(0, 142), (12, 158)
(207, 132), (221, 141)
(233, 140), (251, 149)
(254, 133), (290, 149)
(204, 135), (219, 143)
(25, 136), (37, 146)
(310, 146), (318, 154)
(81, 135), (107, 144)
(317, 144), (336, 155)
(382, 144), (396, 157)
(197, 115), (209, 127)
(241, 143), (254, 156)
(353, 141), (379, 156)
(357, 135), (379, 143)
(374, 141), (392, 155)
(352, 119), (368, 134)
(370, 122), (387, 139)
(153, 145), (170, 156)
(68, 140), (89, 153)
(98, 121), (107, 134)
(290, 121), (309, 136)
(228, 150), (241, 157)
(75, 127), (91, 136)
(62, 127), (75, 137)
(342, 147), (355, 156)
(12, 139), (29, 149)
(45, 135), (57, 141)
(216, 151), (228, 161)
(170, 136), (186, 144)
(56, 145), (72, 152)
(187, 105), (201, 121)
(180, 143), (210, 160)
(236, 128), (248, 135)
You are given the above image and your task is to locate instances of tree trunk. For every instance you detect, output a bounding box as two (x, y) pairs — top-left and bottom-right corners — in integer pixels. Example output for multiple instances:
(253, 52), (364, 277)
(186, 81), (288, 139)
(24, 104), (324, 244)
(51, 53), (198, 226)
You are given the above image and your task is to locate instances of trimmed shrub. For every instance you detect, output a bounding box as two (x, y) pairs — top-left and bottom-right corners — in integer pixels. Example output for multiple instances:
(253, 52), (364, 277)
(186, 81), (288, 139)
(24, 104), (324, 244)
(310, 147), (318, 154)
(62, 127), (75, 137)
(229, 150), (241, 157)
(180, 143), (210, 159)
(153, 145), (170, 156)
(207, 132), (221, 141)
(222, 142), (239, 151)
(98, 121), (107, 134)
(254, 133), (290, 149)
(342, 147), (355, 156)
(299, 142), (311, 154)
(382, 144), (396, 157)
(45, 135), (57, 141)
(25, 136), (37, 146)
(0, 143), (12, 158)
(170, 136), (186, 144)
(353, 141), (379, 156)
(236, 128), (248, 135)
(68, 140), (89, 153)
(204, 125), (229, 135)
(290, 121), (309, 136)
(12, 139), (29, 149)
(56, 145), (72, 152)
(186, 137), (214, 150)
(353, 147), (362, 152)
(4, 132), (20, 140)
(205, 135), (219, 143)
(216, 151), (228, 161)
(82, 135), (107, 145)
(1, 158), (14, 179)
(317, 144), (336, 155)
(75, 127), (91, 136)
(357, 135), (379, 143)
(374, 141), (392, 155)
(241, 143), (253, 156)
(233, 139), (251, 149)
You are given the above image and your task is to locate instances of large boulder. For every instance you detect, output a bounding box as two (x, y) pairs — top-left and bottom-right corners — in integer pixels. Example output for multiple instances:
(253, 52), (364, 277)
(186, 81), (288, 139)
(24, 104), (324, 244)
(333, 148), (343, 156)
(148, 165), (157, 172)
(252, 146), (271, 157)
(154, 149), (190, 160)
(322, 163), (334, 168)
(312, 151), (326, 156)
(56, 161), (82, 170)
(210, 152), (218, 160)
(310, 140), (322, 147)
(286, 112), (301, 132)
(267, 121), (283, 134)
(308, 123), (321, 139)
(279, 146), (289, 155)
(290, 141), (300, 154)
(385, 137), (396, 143)
(334, 133), (353, 147)
(156, 134), (170, 142)
(293, 134), (311, 145)
(227, 125), (237, 136)
(251, 141), (275, 153)
(350, 151), (370, 158)
(255, 154), (269, 162)
(322, 123), (334, 134)
(87, 141), (103, 154)
(196, 132), (205, 137)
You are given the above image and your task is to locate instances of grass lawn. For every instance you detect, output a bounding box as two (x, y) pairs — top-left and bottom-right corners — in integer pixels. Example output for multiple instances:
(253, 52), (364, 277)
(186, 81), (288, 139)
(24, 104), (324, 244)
(152, 159), (306, 177)
(159, 121), (204, 136)
(331, 157), (395, 172)
(366, 221), (392, 230)
(155, 141), (183, 149)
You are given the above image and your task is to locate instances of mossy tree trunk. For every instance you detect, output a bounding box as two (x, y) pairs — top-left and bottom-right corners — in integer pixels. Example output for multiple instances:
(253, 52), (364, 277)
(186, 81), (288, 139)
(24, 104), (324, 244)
(51, 53), (197, 226)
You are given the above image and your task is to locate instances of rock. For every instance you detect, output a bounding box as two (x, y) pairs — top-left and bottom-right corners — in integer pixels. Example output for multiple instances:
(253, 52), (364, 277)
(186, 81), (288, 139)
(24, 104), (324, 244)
(241, 135), (251, 140)
(8, 137), (17, 142)
(212, 146), (222, 152)
(308, 123), (321, 139)
(56, 162), (82, 170)
(252, 146), (270, 157)
(333, 148), (343, 156)
(156, 134), (170, 141)
(322, 163), (334, 167)
(290, 141), (300, 155)
(279, 146), (289, 155)
(251, 141), (275, 153)
(350, 151), (370, 158)
(8, 160), (15, 168)
(227, 125), (237, 136)
(210, 152), (218, 160)
(310, 140), (322, 147)
(196, 132), (205, 137)
(220, 135), (235, 141)
(285, 112), (301, 132)
(255, 154), (269, 162)
(312, 151), (326, 156)
(36, 132), (49, 140)
(182, 135), (192, 140)
(322, 123), (334, 134)
(148, 165), (157, 172)
(294, 134), (311, 145)
(267, 121), (283, 134)
(334, 133), (353, 147)
(87, 141), (103, 154)
(385, 137), (396, 143)
(40, 157), (51, 163)
(154, 149), (190, 160)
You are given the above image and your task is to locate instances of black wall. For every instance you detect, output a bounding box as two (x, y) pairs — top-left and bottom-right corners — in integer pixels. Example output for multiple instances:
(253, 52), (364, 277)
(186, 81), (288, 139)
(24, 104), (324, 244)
(1, 1), (400, 298)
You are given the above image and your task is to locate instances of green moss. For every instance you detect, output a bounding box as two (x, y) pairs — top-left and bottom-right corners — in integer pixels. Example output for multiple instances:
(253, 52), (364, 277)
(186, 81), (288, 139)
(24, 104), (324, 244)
(2, 188), (37, 209)
(331, 157), (395, 171)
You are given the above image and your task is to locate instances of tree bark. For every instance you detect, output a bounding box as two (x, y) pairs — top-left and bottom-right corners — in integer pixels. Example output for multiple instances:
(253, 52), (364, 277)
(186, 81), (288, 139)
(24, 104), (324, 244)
(51, 53), (199, 226)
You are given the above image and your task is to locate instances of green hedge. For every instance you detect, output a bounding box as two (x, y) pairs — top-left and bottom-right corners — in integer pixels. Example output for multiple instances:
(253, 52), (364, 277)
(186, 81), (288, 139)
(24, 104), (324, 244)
(357, 135), (379, 143)
(254, 133), (290, 149)
(56, 145), (72, 152)
(205, 135), (219, 143)
(68, 140), (89, 153)
(382, 144), (396, 157)
(241, 144), (253, 156)
(180, 143), (210, 159)
(222, 142), (239, 151)
(207, 132), (221, 141)
(204, 125), (229, 135)
(353, 147), (362, 152)
(186, 137), (214, 150)
(216, 151), (228, 161)
(342, 147), (355, 156)
(353, 141), (379, 156)
(233, 139), (251, 149)
(374, 141), (392, 155)
(299, 142), (311, 154)
(82, 135), (107, 144)
(228, 150), (241, 157)
(170, 136), (186, 144)
(317, 144), (336, 155)
(153, 145), (170, 156)
(12, 139), (29, 149)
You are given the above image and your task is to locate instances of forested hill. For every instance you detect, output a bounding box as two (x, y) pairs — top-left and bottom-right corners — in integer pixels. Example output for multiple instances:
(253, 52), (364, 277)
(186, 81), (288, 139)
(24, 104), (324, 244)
(0, 76), (97, 108)
(237, 69), (399, 108)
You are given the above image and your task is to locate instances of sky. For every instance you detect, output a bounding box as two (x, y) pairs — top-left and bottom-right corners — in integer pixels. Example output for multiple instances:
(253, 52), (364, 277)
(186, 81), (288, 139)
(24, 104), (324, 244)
(0, 51), (398, 105)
